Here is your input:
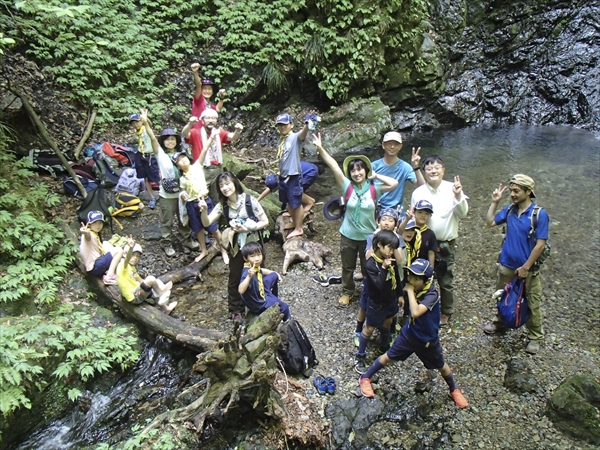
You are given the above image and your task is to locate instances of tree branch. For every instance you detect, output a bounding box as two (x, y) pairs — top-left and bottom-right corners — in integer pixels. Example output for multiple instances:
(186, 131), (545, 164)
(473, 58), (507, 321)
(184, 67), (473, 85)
(74, 108), (97, 160)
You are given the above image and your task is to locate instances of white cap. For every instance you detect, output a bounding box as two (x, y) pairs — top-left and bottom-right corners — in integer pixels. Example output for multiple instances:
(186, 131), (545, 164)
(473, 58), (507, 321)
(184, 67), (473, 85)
(382, 131), (403, 143)
(132, 244), (143, 254)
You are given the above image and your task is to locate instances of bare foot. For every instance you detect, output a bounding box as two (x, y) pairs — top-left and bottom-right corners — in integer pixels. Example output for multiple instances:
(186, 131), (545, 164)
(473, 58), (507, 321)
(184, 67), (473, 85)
(157, 291), (171, 305)
(221, 249), (230, 265)
(194, 251), (207, 263)
(162, 301), (178, 315)
(286, 229), (304, 239)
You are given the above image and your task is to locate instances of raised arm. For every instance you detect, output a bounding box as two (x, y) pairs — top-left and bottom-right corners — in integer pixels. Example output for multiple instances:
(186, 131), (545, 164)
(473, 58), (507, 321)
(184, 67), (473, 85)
(404, 284), (428, 318)
(198, 127), (219, 165)
(216, 89), (226, 113)
(227, 123), (243, 144)
(486, 184), (507, 227)
(181, 116), (199, 140)
(312, 133), (346, 188)
(191, 63), (203, 99)
(411, 147), (426, 186)
(369, 171), (398, 193)
(139, 108), (159, 154)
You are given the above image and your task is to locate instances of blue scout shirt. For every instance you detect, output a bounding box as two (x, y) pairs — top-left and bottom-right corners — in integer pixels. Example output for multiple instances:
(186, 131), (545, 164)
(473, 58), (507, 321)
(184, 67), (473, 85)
(371, 158), (416, 209)
(404, 284), (440, 343)
(494, 202), (549, 270)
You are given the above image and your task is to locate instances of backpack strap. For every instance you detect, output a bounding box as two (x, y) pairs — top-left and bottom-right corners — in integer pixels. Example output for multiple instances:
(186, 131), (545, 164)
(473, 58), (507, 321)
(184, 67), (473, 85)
(344, 183), (354, 202)
(344, 182), (377, 221)
(529, 206), (541, 238)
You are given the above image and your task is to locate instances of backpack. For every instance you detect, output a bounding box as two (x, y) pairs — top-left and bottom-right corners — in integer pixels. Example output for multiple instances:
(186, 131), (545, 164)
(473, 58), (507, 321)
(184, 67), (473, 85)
(70, 160), (96, 180)
(63, 175), (99, 200)
(496, 277), (530, 329)
(93, 151), (122, 187)
(28, 148), (70, 177)
(77, 187), (112, 230)
(112, 192), (143, 218)
(276, 318), (318, 376)
(345, 182), (377, 220)
(101, 142), (135, 167)
(114, 168), (143, 196)
(505, 204), (551, 268)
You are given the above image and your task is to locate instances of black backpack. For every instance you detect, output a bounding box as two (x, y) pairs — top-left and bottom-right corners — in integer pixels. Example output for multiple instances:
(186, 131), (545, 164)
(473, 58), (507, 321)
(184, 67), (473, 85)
(277, 318), (317, 377)
(77, 187), (112, 230)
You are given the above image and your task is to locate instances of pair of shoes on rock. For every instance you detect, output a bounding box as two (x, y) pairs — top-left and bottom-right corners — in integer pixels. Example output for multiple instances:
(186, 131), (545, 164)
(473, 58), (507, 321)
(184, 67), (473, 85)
(102, 274), (117, 286)
(182, 238), (200, 250)
(312, 274), (342, 287)
(337, 294), (352, 308)
(354, 353), (367, 375)
(483, 321), (507, 335)
(440, 313), (451, 327)
(525, 340), (540, 354)
(313, 375), (336, 395)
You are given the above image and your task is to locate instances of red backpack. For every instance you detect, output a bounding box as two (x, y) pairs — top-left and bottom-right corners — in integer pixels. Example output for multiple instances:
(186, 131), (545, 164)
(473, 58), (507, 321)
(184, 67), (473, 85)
(101, 142), (135, 166)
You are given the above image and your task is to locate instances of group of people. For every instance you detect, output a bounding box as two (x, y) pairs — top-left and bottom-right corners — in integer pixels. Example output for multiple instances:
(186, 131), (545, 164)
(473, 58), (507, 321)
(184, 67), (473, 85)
(78, 64), (550, 407)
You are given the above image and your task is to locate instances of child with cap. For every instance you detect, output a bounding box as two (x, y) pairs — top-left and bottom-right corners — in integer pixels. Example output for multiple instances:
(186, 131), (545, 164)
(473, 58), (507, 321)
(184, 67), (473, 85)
(238, 242), (290, 321)
(129, 113), (160, 209)
(190, 63), (225, 129)
(79, 211), (124, 285)
(357, 258), (468, 409)
(172, 130), (229, 264)
(354, 230), (404, 373)
(312, 133), (398, 307)
(354, 208), (405, 345)
(398, 199), (437, 267)
(116, 238), (177, 314)
(138, 109), (199, 257)
(371, 131), (425, 215)
(256, 161), (319, 212)
(274, 112), (311, 239)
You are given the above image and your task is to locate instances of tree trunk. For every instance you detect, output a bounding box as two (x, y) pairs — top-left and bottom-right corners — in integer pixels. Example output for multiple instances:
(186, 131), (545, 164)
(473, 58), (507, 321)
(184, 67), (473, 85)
(73, 108), (97, 160)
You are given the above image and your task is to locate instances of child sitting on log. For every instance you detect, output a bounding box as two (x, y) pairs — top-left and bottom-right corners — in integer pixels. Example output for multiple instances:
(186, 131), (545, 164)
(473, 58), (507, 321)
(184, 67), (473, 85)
(116, 237), (177, 314)
(238, 242), (290, 321)
(79, 210), (123, 286)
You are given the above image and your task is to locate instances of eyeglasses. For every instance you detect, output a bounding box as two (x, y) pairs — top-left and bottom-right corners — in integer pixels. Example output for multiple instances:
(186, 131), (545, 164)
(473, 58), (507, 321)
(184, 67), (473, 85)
(424, 165), (444, 172)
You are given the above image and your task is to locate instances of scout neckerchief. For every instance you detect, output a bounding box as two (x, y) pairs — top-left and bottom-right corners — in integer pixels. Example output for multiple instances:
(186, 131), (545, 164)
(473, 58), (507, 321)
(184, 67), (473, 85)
(350, 182), (372, 227)
(136, 126), (147, 154)
(243, 262), (264, 299)
(371, 253), (397, 291)
(408, 278), (434, 327)
(200, 127), (222, 166)
(405, 229), (422, 266)
(276, 134), (289, 175)
(92, 231), (105, 255)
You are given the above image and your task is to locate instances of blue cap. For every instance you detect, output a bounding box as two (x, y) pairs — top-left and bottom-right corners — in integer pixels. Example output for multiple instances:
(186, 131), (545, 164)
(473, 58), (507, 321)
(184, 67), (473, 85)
(414, 199), (434, 214)
(276, 113), (293, 124)
(407, 258), (434, 278)
(87, 210), (105, 224)
(128, 113), (141, 122)
(265, 174), (279, 191)
(378, 208), (399, 222)
(405, 218), (418, 230)
(171, 151), (190, 165)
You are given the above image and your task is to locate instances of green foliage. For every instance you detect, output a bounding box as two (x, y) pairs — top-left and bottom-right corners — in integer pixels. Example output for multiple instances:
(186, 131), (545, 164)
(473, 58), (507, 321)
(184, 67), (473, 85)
(0, 305), (140, 417)
(0, 143), (77, 305)
(96, 424), (176, 449)
(3, 0), (430, 121)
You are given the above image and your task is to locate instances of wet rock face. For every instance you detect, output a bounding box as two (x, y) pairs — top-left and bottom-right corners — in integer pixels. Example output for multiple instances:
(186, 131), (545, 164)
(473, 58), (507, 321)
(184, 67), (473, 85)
(546, 374), (600, 445)
(431, 0), (599, 131)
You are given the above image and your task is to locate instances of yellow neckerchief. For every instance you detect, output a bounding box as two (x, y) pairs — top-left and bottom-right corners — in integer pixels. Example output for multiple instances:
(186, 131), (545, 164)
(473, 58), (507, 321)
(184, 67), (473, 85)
(405, 229), (422, 266)
(371, 253), (397, 291)
(419, 223), (428, 232)
(408, 278), (434, 327)
(276, 134), (290, 175)
(136, 126), (146, 154)
(244, 262), (264, 299)
(92, 231), (105, 255)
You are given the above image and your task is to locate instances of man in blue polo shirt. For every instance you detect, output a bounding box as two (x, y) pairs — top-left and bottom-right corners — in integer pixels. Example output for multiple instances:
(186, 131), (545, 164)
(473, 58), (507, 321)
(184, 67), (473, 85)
(484, 174), (549, 354)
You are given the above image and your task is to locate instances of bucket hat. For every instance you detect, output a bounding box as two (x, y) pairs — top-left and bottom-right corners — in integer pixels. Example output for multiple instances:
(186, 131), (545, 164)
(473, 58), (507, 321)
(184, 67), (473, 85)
(342, 155), (372, 178)
(323, 196), (346, 220)
(157, 128), (182, 149)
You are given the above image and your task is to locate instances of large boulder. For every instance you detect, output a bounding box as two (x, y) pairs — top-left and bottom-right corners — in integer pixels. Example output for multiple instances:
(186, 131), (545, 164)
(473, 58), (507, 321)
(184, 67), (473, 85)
(546, 374), (600, 445)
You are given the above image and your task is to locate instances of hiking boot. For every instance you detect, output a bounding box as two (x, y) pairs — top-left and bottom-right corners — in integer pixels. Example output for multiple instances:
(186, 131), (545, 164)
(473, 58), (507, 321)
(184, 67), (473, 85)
(337, 294), (352, 308)
(440, 313), (450, 327)
(525, 341), (540, 354)
(359, 377), (374, 398)
(163, 242), (176, 257)
(483, 321), (507, 334)
(354, 354), (367, 374)
(182, 238), (200, 250)
(450, 389), (468, 408)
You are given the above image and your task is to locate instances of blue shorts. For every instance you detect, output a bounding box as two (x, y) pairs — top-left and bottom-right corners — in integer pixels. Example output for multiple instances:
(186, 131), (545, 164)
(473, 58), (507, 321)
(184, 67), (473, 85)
(300, 161), (318, 192)
(387, 328), (445, 370)
(186, 197), (218, 234)
(366, 299), (399, 329)
(88, 253), (113, 277)
(279, 174), (303, 210)
(134, 153), (160, 182)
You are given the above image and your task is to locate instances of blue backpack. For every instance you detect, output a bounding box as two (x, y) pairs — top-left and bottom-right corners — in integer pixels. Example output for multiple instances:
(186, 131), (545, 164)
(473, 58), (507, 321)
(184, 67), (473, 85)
(497, 277), (530, 329)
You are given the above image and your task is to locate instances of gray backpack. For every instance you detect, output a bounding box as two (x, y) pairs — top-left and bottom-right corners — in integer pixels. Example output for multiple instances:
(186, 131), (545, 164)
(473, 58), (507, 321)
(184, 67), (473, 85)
(114, 168), (143, 196)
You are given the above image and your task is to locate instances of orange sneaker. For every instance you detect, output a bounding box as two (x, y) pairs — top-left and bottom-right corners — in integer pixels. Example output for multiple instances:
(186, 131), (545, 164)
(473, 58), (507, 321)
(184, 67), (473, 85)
(450, 389), (468, 408)
(359, 377), (374, 398)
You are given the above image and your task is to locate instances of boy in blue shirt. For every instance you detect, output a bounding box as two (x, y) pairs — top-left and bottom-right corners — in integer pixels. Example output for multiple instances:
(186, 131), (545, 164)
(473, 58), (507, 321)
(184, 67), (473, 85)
(358, 259), (468, 409)
(238, 242), (290, 321)
(484, 174), (549, 354)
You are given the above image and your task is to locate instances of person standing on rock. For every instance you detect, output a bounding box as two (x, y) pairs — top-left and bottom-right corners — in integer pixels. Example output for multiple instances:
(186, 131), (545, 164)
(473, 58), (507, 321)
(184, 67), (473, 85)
(371, 131), (425, 215)
(190, 63), (225, 129)
(181, 110), (243, 203)
(410, 155), (468, 326)
(484, 174), (549, 354)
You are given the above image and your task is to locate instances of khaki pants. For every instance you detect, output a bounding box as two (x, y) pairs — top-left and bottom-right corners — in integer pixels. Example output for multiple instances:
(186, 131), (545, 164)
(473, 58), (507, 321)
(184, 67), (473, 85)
(437, 240), (456, 316)
(160, 196), (190, 243)
(496, 264), (544, 341)
(340, 235), (366, 297)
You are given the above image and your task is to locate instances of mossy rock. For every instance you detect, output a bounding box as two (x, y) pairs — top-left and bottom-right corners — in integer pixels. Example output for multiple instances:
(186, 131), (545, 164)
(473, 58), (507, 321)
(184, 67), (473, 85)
(546, 374), (600, 445)
(223, 153), (255, 182)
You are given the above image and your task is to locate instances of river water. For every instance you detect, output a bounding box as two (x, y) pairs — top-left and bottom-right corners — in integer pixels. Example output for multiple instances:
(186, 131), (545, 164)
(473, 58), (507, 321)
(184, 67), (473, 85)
(11, 124), (600, 449)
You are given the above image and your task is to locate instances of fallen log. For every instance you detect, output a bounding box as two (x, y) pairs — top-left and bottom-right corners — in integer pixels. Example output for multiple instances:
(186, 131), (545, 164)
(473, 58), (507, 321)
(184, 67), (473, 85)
(63, 222), (227, 352)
